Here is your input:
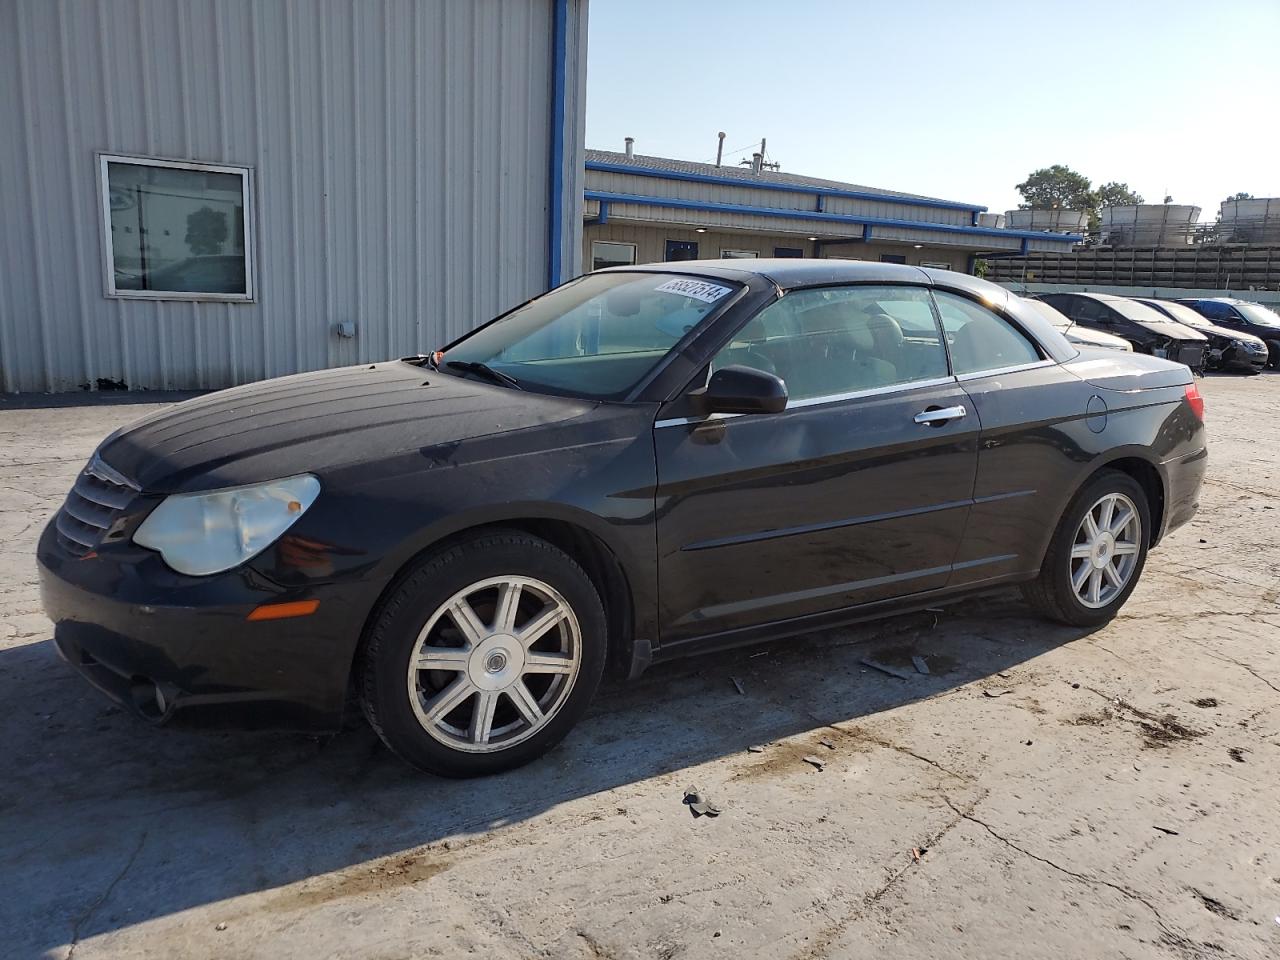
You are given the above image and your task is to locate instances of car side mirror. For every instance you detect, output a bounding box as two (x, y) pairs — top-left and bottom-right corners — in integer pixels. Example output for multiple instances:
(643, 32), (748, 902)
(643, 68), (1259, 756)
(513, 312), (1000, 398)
(694, 365), (788, 415)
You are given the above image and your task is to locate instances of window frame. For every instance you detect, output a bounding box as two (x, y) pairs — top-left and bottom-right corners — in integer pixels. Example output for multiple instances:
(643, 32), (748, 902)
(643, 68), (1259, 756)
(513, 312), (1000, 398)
(97, 152), (256, 302)
(589, 240), (638, 272)
(929, 288), (1050, 381)
(708, 282), (953, 403)
(720, 248), (760, 259)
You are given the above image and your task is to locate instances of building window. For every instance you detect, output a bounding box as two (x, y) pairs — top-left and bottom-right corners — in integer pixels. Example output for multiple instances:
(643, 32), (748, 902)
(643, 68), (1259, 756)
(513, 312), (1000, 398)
(879, 254), (907, 265)
(720, 248), (759, 259)
(99, 154), (253, 300)
(774, 247), (804, 258)
(591, 241), (637, 272)
(920, 260), (952, 270)
(665, 239), (699, 262)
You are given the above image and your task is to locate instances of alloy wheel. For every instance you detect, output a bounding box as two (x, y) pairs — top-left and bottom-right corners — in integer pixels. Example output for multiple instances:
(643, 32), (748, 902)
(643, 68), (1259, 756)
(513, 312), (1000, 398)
(406, 575), (582, 753)
(1070, 492), (1142, 609)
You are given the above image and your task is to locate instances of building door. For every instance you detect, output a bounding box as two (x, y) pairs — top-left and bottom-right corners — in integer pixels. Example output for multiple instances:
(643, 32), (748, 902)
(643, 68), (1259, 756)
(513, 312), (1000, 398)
(665, 240), (699, 262)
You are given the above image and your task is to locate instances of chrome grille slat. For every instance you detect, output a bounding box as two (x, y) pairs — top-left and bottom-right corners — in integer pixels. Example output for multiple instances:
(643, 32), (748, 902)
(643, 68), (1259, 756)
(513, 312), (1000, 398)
(54, 454), (139, 556)
(73, 472), (134, 510)
(56, 509), (100, 549)
(63, 492), (115, 530)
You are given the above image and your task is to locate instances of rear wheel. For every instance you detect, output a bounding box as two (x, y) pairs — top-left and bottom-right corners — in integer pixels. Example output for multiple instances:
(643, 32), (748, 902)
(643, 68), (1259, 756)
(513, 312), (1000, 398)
(360, 531), (606, 777)
(1265, 340), (1280, 370)
(1023, 470), (1151, 627)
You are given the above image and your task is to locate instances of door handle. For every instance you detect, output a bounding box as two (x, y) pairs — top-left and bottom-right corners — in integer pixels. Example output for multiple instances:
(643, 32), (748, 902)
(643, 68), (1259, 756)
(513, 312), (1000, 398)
(914, 405), (966, 425)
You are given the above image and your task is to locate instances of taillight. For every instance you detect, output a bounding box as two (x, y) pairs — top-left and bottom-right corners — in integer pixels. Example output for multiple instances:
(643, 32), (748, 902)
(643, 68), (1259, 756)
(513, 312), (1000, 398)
(1184, 382), (1205, 421)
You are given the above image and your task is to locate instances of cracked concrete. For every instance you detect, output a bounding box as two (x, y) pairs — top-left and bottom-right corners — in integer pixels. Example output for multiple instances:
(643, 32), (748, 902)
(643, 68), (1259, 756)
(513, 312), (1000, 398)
(1, 374), (1279, 959)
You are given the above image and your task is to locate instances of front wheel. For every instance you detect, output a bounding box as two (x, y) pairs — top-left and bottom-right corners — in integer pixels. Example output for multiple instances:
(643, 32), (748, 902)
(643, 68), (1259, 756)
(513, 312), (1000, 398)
(359, 531), (606, 777)
(1265, 341), (1280, 370)
(1022, 470), (1151, 627)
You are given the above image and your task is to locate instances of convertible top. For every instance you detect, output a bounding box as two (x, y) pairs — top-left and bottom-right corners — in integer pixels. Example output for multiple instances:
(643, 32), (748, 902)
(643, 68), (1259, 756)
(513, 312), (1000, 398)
(599, 257), (1000, 299)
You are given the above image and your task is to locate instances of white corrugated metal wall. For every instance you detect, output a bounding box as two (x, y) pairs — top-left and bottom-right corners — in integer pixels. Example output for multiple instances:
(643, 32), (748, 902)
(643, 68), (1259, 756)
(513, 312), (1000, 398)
(0, 0), (587, 393)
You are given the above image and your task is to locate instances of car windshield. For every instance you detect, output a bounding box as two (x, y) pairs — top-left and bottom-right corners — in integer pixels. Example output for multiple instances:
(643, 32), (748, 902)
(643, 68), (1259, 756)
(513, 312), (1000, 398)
(439, 271), (740, 400)
(1145, 301), (1209, 328)
(1105, 298), (1177, 326)
(1235, 302), (1280, 326)
(1022, 299), (1073, 329)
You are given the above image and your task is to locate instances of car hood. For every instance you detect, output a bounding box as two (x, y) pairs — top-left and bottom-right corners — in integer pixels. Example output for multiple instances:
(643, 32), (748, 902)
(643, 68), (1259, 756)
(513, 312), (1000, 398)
(1127, 317), (1208, 342)
(1061, 325), (1131, 351)
(1195, 322), (1266, 346)
(97, 361), (596, 493)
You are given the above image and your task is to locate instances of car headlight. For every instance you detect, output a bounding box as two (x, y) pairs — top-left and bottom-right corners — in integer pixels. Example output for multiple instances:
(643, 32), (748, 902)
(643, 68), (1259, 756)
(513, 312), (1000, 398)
(134, 474), (321, 576)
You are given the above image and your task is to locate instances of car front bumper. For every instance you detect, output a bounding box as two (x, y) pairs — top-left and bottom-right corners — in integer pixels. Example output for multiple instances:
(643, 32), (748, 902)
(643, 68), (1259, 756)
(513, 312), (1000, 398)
(37, 521), (369, 730)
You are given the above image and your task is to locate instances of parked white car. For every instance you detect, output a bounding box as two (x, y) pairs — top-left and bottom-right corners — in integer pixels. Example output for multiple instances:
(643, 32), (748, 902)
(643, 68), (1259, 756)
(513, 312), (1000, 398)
(1019, 297), (1133, 352)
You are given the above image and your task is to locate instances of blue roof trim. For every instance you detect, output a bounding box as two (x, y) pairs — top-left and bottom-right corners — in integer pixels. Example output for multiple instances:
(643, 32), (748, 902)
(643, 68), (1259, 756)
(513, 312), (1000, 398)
(586, 159), (989, 214)
(585, 190), (1083, 244)
(546, 0), (569, 288)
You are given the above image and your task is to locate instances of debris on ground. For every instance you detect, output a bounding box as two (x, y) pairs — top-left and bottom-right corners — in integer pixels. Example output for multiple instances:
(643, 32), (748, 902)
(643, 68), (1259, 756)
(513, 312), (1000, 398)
(1192, 697), (1219, 708)
(983, 688), (1013, 698)
(818, 738), (835, 750)
(215, 922), (228, 932)
(1228, 747), (1246, 763)
(911, 847), (925, 862)
(746, 744), (766, 753)
(1153, 826), (1180, 836)
(912, 655), (930, 675)
(730, 676), (746, 696)
(859, 658), (914, 681)
(802, 755), (827, 771)
(683, 786), (723, 817)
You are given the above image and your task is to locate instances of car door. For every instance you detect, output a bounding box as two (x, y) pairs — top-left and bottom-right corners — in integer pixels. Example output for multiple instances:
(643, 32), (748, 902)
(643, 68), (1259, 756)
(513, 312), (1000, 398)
(937, 290), (1091, 587)
(652, 284), (979, 648)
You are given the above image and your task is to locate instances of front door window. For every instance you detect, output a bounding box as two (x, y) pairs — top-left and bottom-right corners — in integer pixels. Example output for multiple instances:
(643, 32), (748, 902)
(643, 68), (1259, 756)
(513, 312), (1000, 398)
(710, 285), (949, 400)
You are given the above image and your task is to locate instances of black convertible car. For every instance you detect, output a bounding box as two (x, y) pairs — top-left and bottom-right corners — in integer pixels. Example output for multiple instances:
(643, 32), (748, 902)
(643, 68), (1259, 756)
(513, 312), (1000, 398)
(39, 261), (1207, 776)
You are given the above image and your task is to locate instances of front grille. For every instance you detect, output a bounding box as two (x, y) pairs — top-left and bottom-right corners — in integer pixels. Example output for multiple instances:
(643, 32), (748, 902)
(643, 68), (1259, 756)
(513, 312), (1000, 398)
(1177, 344), (1205, 368)
(55, 456), (139, 556)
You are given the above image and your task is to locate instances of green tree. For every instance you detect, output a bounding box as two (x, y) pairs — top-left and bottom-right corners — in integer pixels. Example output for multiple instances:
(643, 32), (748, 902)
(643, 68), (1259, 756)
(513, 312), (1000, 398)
(1016, 165), (1093, 211)
(1224, 191), (1253, 202)
(1095, 182), (1144, 209)
(185, 206), (229, 256)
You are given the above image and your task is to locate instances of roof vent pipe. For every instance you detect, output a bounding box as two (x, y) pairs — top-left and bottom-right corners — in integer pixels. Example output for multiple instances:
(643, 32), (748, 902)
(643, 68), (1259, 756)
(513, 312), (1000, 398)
(715, 131), (726, 167)
(624, 136), (634, 159)
(751, 152), (763, 174)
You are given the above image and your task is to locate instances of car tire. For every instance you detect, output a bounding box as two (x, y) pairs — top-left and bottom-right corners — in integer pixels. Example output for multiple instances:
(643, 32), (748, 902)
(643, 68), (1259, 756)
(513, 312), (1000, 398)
(359, 530), (606, 777)
(1022, 469), (1152, 628)
(1265, 341), (1280, 369)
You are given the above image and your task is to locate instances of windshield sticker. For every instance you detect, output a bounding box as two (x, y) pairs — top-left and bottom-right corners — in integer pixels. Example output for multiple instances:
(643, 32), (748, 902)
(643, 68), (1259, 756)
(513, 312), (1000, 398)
(654, 278), (733, 304)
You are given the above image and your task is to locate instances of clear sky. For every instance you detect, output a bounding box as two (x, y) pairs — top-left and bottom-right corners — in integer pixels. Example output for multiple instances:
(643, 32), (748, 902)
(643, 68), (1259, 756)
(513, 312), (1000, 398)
(585, 0), (1280, 221)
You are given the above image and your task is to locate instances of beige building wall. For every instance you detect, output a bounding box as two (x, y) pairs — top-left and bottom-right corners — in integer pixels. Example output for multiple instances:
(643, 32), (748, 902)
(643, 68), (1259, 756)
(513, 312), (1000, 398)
(583, 223), (968, 273)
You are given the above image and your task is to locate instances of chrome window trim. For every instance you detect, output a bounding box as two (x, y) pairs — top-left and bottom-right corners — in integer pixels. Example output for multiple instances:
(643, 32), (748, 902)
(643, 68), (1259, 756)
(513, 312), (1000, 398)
(654, 374), (959, 428)
(954, 359), (1055, 381)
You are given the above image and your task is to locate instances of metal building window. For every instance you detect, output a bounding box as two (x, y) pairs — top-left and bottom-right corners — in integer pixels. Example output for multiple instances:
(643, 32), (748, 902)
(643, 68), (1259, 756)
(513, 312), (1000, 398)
(720, 248), (758, 259)
(920, 261), (952, 270)
(99, 154), (254, 301)
(590, 240), (637, 271)
(665, 240), (698, 262)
